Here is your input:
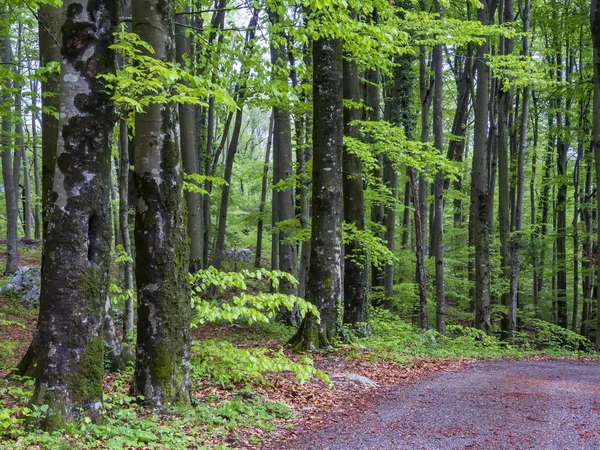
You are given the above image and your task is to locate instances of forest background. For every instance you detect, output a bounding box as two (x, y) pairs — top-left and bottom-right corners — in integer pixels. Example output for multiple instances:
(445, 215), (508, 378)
(1, 0), (600, 446)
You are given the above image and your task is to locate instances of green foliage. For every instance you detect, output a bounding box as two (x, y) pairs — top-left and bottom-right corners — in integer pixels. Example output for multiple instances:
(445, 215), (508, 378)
(191, 340), (330, 388)
(343, 222), (394, 268)
(99, 28), (235, 122)
(190, 266), (319, 326)
(0, 367), (295, 449)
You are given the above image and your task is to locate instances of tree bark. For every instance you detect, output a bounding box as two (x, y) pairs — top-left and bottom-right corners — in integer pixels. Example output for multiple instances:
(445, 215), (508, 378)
(289, 35), (343, 350)
(31, 0), (117, 428)
(131, 0), (192, 407)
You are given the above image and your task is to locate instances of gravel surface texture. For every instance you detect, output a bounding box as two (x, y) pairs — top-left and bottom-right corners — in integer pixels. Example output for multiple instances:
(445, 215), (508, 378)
(277, 360), (600, 450)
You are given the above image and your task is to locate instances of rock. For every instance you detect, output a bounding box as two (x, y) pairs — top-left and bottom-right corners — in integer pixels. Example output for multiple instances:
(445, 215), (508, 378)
(329, 373), (379, 387)
(110, 307), (124, 318)
(1, 266), (41, 308)
(224, 248), (254, 263)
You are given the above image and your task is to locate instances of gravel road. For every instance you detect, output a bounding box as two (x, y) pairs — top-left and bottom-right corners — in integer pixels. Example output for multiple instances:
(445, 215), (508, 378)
(280, 360), (600, 450)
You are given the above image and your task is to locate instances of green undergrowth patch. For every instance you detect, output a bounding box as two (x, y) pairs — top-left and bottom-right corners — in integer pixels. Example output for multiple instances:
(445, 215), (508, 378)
(358, 308), (598, 365)
(192, 339), (330, 389)
(0, 360), (296, 449)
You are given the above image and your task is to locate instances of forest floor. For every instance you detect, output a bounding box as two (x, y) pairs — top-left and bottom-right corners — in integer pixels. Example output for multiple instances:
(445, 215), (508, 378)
(0, 244), (599, 448)
(278, 360), (600, 450)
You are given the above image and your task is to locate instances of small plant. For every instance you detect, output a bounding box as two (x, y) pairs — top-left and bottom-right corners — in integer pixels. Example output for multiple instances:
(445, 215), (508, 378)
(191, 339), (330, 388)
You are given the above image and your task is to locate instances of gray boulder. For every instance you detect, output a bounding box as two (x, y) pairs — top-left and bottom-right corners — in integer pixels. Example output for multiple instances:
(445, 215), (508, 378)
(224, 248), (254, 263)
(1, 266), (41, 308)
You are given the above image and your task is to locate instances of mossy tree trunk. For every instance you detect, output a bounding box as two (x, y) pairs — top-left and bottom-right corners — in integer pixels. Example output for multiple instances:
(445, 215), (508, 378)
(131, 0), (192, 407)
(342, 51), (367, 330)
(289, 35), (343, 351)
(30, 0), (117, 429)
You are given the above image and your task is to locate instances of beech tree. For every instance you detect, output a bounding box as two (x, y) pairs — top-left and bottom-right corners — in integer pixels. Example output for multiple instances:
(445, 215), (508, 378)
(30, 0), (117, 428)
(130, 0), (192, 407)
(289, 32), (343, 350)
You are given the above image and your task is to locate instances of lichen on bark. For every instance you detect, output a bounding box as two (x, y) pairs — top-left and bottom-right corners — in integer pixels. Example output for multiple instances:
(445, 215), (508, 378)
(130, 0), (192, 408)
(31, 0), (118, 430)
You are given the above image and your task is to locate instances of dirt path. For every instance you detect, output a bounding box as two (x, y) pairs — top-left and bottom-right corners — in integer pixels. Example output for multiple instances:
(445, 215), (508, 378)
(275, 360), (600, 450)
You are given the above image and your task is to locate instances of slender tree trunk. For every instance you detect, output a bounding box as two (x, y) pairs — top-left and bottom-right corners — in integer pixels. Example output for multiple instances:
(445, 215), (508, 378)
(572, 141), (582, 332)
(289, 35), (343, 350)
(213, 11), (259, 270)
(30, 0), (117, 428)
(118, 121), (135, 361)
(31, 92), (41, 241)
(509, 4), (528, 335)
(410, 167), (428, 329)
(131, 0), (191, 407)
(470, 0), (492, 333)
(498, 0), (514, 338)
(342, 52), (368, 329)
(581, 153), (593, 337)
(177, 10), (203, 273)
(530, 93), (539, 314)
(15, 23), (32, 241)
(269, 9), (299, 325)
(432, 0), (445, 333)
(367, 66), (384, 291)
(1, 26), (18, 275)
(590, 0), (600, 350)
(255, 113), (273, 268)
(555, 50), (569, 329)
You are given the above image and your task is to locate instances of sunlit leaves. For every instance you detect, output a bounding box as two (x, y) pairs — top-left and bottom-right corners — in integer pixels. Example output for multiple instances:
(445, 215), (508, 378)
(99, 28), (235, 121)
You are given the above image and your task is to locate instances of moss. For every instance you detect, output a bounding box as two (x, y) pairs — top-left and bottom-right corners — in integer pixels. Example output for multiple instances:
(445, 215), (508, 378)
(72, 335), (104, 404)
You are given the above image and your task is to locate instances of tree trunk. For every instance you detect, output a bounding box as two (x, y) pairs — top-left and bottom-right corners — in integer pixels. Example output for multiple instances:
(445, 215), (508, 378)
(118, 120), (135, 361)
(15, 23), (33, 241)
(555, 51), (568, 329)
(255, 113), (273, 268)
(269, 9), (299, 324)
(30, 0), (117, 428)
(470, 0), (492, 333)
(432, 0), (445, 333)
(213, 10), (259, 270)
(498, 0), (514, 338)
(342, 52), (368, 329)
(1, 27), (18, 275)
(590, 0), (600, 350)
(581, 153), (593, 337)
(176, 10), (203, 273)
(289, 35), (343, 350)
(367, 66), (384, 292)
(410, 167), (428, 329)
(131, 0), (192, 407)
(508, 0), (529, 333)
(31, 86), (41, 241)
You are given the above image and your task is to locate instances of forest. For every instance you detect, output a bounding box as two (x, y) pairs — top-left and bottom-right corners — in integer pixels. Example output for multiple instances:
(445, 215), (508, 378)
(1, 0), (600, 447)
